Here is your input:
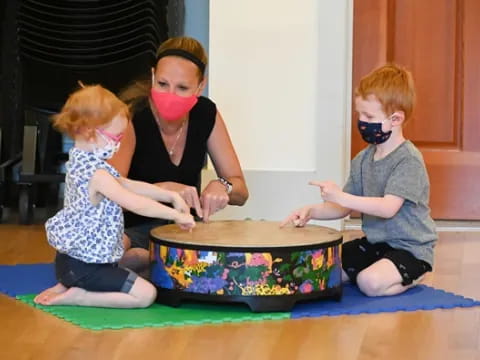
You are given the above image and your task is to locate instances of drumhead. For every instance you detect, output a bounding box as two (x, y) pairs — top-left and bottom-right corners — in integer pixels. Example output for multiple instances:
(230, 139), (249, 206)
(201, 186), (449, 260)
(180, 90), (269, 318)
(150, 220), (342, 249)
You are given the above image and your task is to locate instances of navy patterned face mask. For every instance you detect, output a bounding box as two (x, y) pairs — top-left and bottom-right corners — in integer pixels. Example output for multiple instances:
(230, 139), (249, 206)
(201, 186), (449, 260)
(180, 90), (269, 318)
(357, 119), (392, 145)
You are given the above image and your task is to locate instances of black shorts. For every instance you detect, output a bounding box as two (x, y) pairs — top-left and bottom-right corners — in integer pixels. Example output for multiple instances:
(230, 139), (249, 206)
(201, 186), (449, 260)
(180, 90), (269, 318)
(124, 219), (172, 250)
(342, 237), (432, 286)
(55, 252), (137, 293)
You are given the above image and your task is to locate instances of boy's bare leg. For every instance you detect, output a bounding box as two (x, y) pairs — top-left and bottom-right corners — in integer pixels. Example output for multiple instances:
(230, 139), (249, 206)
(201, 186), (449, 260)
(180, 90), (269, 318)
(356, 258), (420, 296)
(33, 277), (157, 308)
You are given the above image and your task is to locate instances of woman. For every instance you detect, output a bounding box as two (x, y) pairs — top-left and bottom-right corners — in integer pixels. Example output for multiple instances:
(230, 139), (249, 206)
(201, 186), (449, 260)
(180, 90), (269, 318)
(109, 36), (249, 271)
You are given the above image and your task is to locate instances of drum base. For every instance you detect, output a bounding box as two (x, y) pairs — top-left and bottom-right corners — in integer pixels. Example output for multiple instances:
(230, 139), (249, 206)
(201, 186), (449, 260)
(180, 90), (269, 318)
(155, 286), (342, 313)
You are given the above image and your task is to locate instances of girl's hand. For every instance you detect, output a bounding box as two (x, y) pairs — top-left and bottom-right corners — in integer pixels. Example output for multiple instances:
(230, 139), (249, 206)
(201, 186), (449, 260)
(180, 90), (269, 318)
(174, 212), (196, 231)
(200, 180), (230, 222)
(161, 182), (203, 218)
(171, 193), (190, 214)
(280, 206), (312, 228)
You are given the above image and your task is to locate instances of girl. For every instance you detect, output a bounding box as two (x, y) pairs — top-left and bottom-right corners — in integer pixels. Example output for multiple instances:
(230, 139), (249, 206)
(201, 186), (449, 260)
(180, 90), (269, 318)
(34, 84), (195, 308)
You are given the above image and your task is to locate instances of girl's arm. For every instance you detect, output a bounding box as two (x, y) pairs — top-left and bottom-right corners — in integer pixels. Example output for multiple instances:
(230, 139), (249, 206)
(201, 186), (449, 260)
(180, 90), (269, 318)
(118, 177), (189, 214)
(91, 169), (189, 222)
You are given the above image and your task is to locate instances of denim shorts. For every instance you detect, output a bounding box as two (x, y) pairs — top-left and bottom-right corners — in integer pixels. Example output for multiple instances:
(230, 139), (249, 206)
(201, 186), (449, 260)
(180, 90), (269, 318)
(55, 252), (137, 293)
(342, 237), (432, 286)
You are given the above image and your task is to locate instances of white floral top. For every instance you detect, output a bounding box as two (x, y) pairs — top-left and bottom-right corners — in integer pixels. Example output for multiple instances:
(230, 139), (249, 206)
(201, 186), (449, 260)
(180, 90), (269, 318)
(46, 147), (124, 263)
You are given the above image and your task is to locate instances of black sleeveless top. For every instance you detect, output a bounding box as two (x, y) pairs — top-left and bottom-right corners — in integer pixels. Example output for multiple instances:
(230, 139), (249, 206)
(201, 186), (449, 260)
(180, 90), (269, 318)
(125, 96), (217, 227)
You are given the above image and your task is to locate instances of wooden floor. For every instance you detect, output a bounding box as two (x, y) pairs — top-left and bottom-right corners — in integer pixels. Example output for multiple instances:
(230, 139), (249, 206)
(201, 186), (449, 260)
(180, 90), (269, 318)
(1, 225), (480, 360)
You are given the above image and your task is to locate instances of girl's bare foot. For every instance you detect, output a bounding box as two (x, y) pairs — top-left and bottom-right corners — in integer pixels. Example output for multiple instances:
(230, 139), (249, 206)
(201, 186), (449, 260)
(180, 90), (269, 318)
(34, 283), (68, 305)
(34, 285), (87, 306)
(42, 287), (86, 306)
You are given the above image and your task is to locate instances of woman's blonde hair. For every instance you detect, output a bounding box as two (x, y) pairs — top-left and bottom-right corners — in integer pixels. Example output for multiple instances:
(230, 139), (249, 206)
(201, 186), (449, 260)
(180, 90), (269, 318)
(119, 36), (208, 111)
(52, 84), (130, 138)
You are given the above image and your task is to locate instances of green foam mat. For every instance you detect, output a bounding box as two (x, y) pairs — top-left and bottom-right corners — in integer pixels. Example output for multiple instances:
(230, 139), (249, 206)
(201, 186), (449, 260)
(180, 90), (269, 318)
(17, 294), (290, 330)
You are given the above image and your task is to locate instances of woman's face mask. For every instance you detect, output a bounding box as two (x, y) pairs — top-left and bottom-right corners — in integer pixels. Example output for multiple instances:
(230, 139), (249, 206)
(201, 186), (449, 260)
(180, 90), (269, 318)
(150, 88), (198, 122)
(150, 64), (202, 122)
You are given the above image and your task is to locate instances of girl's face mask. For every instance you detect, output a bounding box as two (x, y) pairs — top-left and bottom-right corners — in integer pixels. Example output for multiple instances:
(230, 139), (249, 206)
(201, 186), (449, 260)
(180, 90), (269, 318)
(93, 129), (122, 160)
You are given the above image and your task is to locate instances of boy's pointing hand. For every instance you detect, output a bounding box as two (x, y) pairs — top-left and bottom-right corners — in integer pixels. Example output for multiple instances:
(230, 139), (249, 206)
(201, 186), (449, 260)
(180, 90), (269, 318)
(309, 180), (342, 203)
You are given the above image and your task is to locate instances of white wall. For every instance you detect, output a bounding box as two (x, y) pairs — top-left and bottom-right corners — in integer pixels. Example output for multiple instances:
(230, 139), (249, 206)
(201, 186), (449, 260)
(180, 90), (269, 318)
(204, 0), (353, 230)
(184, 0), (210, 96)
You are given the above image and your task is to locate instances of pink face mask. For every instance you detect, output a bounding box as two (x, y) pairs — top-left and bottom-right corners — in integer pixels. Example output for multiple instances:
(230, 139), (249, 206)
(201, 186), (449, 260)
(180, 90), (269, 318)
(150, 88), (198, 122)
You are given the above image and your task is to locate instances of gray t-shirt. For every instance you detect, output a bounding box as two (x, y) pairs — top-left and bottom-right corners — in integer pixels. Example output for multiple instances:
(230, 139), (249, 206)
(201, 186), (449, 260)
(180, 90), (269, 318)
(343, 140), (437, 266)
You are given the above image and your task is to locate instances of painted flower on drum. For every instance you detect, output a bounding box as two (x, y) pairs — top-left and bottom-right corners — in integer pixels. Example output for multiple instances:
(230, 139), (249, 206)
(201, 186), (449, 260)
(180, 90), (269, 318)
(311, 249), (325, 270)
(299, 280), (314, 294)
(166, 264), (192, 288)
(240, 283), (291, 296)
(187, 275), (227, 294)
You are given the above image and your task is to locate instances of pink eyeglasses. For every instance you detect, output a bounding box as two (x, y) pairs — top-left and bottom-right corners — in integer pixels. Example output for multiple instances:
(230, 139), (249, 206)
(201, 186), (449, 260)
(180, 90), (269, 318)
(97, 128), (124, 143)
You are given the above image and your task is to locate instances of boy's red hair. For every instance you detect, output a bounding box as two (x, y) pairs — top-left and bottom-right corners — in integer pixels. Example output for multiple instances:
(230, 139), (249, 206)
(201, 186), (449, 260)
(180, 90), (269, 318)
(355, 64), (416, 121)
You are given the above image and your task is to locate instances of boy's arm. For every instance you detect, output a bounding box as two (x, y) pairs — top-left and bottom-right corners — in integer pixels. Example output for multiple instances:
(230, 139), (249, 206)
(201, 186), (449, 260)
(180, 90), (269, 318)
(309, 201), (352, 219)
(280, 201), (351, 228)
(91, 170), (185, 220)
(313, 181), (404, 219)
(338, 193), (404, 219)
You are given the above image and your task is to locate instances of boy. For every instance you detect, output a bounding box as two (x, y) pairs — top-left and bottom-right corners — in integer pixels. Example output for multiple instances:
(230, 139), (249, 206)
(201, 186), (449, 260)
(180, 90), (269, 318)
(281, 64), (437, 297)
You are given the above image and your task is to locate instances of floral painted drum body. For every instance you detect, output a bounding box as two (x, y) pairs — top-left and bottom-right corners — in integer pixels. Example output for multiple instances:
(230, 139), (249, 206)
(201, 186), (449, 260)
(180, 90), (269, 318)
(150, 220), (343, 312)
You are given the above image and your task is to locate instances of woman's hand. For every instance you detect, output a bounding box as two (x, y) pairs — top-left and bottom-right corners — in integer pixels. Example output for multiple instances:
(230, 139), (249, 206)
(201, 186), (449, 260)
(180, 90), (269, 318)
(160, 182), (203, 218)
(280, 206), (313, 228)
(200, 180), (230, 222)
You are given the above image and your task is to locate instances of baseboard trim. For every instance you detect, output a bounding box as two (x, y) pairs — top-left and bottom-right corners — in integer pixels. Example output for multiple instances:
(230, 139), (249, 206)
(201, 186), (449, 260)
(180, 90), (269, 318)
(344, 218), (480, 232)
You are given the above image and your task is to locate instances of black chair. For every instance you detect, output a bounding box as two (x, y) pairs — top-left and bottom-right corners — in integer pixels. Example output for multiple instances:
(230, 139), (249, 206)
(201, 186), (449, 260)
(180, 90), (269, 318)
(18, 23), (164, 47)
(0, 0), (23, 221)
(14, 0), (169, 224)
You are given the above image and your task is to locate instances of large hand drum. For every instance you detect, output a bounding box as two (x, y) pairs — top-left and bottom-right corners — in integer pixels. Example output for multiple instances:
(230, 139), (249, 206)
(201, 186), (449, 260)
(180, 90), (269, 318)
(150, 220), (343, 312)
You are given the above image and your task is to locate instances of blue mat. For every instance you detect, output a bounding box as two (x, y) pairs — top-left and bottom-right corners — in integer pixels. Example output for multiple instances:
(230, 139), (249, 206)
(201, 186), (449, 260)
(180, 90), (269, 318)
(1, 263), (479, 320)
(291, 283), (480, 318)
(0, 263), (56, 297)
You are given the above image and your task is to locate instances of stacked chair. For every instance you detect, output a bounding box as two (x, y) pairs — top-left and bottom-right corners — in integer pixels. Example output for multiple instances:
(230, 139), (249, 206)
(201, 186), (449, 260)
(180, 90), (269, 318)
(11, 0), (169, 224)
(0, 0), (23, 222)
